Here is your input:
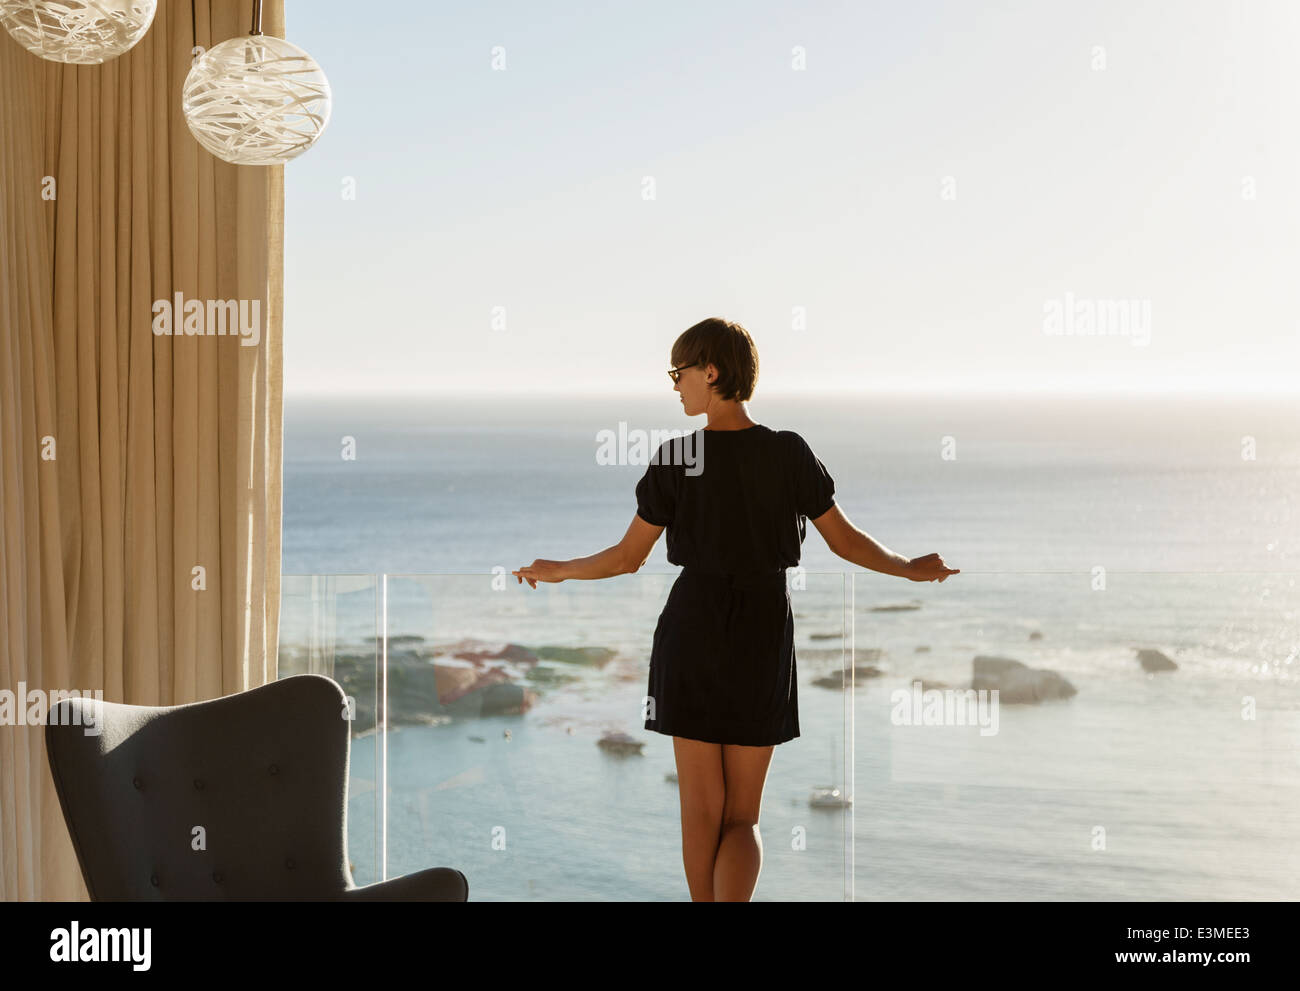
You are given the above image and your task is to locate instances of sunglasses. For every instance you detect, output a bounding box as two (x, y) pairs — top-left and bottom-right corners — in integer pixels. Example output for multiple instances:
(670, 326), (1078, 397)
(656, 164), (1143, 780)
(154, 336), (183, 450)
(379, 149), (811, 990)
(667, 362), (699, 384)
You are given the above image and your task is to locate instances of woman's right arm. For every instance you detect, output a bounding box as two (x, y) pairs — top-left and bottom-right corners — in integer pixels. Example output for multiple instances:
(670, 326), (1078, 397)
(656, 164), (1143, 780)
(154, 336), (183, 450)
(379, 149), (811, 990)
(810, 504), (958, 582)
(513, 514), (664, 587)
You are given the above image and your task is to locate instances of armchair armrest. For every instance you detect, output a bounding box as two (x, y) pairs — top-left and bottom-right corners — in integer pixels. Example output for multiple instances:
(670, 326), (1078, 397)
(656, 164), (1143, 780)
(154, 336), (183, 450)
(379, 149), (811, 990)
(338, 866), (469, 902)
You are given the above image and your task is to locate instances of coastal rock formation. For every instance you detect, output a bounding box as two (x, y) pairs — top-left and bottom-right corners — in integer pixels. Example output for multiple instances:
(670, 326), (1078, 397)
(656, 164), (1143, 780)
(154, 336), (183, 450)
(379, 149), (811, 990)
(441, 638), (540, 667)
(1135, 648), (1178, 672)
(522, 664), (582, 686)
(971, 655), (1077, 704)
(324, 637), (556, 727)
(536, 645), (618, 667)
(812, 665), (884, 688)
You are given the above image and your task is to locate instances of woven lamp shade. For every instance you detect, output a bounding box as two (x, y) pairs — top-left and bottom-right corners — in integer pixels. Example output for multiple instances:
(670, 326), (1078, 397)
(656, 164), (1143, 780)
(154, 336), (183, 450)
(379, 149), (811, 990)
(0, 0), (157, 63)
(182, 33), (331, 166)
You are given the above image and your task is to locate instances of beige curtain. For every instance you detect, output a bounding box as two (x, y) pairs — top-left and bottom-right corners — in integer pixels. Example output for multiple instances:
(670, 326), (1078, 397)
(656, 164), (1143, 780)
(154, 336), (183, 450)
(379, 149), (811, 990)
(0, 0), (285, 901)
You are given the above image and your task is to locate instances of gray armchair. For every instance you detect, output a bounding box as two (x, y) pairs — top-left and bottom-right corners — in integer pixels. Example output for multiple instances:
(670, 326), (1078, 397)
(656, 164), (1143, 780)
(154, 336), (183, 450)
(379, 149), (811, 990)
(45, 673), (467, 901)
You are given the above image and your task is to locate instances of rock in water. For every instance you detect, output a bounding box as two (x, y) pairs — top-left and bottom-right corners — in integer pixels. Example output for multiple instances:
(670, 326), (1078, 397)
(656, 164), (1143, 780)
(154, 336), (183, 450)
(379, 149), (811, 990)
(523, 664), (581, 685)
(811, 665), (884, 688)
(477, 683), (534, 716)
(535, 645), (618, 667)
(438, 639), (540, 667)
(1135, 648), (1177, 672)
(971, 655), (1077, 704)
(597, 731), (645, 755)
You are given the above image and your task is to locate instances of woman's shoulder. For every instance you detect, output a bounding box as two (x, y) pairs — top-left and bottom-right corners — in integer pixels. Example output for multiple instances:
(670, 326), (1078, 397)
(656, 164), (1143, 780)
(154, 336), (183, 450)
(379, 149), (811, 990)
(767, 426), (814, 451)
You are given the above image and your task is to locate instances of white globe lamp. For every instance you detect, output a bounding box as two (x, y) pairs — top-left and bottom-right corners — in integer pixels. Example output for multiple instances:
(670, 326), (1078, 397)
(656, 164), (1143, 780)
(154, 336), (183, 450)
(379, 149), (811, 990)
(182, 3), (330, 166)
(0, 0), (157, 64)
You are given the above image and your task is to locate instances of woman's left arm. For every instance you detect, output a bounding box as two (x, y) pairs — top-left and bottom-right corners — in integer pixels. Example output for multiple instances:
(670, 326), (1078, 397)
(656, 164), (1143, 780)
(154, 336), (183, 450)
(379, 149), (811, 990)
(811, 504), (959, 582)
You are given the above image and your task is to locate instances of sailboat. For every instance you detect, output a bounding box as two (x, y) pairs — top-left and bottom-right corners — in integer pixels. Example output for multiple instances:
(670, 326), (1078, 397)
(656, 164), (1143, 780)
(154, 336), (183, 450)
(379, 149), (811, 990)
(809, 735), (852, 808)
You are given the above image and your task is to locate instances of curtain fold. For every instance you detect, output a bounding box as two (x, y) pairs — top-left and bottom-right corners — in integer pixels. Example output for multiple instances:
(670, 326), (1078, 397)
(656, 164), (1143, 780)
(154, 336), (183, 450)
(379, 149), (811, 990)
(0, 0), (285, 901)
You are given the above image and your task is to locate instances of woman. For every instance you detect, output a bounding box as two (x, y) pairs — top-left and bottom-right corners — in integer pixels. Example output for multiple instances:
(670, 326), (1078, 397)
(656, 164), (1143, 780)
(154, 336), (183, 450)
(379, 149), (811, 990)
(513, 317), (958, 901)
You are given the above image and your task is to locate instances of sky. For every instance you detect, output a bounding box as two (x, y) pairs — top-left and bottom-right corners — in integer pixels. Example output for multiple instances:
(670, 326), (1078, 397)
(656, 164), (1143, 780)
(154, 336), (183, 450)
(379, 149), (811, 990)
(280, 0), (1300, 397)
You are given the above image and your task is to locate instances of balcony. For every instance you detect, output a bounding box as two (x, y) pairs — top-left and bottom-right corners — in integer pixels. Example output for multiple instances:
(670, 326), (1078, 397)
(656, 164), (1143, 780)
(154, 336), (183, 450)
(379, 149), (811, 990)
(278, 569), (1299, 901)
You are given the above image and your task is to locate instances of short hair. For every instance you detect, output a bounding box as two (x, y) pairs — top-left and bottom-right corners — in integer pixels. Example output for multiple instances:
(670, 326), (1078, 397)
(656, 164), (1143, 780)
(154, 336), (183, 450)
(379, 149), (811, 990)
(670, 317), (759, 402)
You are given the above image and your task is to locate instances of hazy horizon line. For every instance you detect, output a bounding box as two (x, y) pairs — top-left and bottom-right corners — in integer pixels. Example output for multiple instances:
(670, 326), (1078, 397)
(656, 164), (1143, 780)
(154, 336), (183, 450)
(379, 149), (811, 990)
(282, 384), (1300, 401)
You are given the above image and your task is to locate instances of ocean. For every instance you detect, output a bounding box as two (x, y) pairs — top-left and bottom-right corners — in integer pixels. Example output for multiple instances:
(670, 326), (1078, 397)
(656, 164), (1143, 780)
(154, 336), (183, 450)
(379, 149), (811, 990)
(278, 393), (1299, 900)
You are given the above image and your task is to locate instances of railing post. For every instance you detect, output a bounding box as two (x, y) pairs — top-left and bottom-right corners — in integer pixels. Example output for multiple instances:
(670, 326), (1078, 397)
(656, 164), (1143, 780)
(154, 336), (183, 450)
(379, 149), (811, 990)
(846, 570), (855, 901)
(379, 573), (389, 882)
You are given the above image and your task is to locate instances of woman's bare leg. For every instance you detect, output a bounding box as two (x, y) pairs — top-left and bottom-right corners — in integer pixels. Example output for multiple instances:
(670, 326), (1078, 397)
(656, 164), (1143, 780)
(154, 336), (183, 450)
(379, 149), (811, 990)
(714, 743), (775, 901)
(671, 736), (724, 901)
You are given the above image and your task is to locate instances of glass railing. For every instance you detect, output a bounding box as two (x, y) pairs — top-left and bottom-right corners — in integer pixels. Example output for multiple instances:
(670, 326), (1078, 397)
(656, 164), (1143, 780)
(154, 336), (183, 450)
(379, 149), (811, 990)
(278, 570), (1299, 901)
(277, 575), (382, 886)
(848, 569), (1298, 901)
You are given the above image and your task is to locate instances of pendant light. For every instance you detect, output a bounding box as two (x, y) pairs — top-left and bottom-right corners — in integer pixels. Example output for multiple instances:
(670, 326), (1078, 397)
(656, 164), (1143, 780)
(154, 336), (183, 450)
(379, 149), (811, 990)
(0, 0), (157, 63)
(182, 0), (330, 166)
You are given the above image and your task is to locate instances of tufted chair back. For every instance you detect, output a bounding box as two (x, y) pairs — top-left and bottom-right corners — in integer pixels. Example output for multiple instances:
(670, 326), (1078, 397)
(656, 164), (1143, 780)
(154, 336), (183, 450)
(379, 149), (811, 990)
(45, 674), (467, 901)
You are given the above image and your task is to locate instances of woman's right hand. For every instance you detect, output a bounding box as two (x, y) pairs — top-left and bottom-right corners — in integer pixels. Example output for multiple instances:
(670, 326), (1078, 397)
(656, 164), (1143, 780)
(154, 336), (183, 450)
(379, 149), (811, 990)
(904, 553), (959, 583)
(512, 559), (568, 589)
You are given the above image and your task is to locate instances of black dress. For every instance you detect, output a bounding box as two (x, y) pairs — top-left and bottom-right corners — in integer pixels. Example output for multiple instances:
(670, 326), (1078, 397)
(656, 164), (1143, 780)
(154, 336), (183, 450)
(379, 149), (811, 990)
(634, 424), (836, 746)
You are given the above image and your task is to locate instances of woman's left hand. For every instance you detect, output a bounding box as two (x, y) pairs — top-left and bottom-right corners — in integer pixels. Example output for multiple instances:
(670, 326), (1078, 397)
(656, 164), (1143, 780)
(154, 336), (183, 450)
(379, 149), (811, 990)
(512, 559), (567, 588)
(904, 553), (960, 583)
